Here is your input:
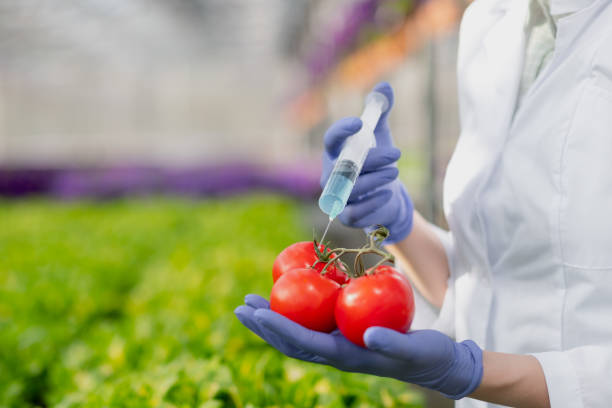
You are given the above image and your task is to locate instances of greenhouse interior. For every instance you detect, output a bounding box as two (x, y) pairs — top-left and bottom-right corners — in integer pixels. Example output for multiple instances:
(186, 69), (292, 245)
(2, 1), (471, 407)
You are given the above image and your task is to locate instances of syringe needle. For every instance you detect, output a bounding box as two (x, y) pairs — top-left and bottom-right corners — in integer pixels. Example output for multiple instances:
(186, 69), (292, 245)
(320, 218), (333, 245)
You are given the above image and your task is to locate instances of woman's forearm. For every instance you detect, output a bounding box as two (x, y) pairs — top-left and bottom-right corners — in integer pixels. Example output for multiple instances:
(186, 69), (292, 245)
(470, 351), (550, 408)
(384, 211), (450, 308)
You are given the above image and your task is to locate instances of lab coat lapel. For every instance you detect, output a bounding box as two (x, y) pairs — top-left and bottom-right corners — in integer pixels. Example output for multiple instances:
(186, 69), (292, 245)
(460, 0), (527, 264)
(462, 0), (528, 348)
(479, 0), (528, 146)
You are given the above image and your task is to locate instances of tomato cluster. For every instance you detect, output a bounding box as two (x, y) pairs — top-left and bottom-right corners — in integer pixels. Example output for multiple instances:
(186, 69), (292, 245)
(269, 233), (415, 347)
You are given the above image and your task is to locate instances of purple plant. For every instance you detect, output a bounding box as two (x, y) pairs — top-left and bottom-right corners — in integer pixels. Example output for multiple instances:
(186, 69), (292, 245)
(0, 164), (321, 200)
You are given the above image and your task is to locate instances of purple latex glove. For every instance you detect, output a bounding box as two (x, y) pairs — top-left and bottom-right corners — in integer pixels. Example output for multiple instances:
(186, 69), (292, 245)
(235, 294), (483, 400)
(320, 82), (413, 244)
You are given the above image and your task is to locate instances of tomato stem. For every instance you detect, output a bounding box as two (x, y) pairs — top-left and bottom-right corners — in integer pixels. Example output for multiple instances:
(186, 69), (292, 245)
(368, 257), (390, 274)
(320, 226), (395, 278)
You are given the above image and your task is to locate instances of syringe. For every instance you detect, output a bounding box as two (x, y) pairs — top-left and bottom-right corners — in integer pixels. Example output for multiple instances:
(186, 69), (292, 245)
(318, 91), (389, 242)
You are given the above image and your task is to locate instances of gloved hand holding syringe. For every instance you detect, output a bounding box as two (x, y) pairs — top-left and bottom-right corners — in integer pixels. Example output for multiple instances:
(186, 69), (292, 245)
(318, 90), (390, 243)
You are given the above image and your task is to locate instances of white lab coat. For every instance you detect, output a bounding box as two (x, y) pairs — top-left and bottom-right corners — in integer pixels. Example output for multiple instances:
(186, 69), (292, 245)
(413, 0), (612, 406)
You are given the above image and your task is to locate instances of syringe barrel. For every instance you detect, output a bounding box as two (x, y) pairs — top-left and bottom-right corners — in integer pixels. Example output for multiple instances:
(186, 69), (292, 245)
(318, 91), (389, 219)
(335, 91), (388, 172)
(363, 91), (389, 129)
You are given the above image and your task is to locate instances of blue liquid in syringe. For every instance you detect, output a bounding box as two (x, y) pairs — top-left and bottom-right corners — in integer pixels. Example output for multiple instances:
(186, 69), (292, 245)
(319, 160), (360, 219)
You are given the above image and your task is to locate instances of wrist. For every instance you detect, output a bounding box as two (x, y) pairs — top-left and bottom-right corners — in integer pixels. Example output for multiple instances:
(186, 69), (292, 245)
(439, 340), (484, 400)
(376, 182), (414, 244)
(470, 351), (550, 408)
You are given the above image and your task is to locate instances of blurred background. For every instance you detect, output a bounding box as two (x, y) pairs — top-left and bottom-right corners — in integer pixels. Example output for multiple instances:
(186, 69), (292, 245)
(0, 0), (467, 406)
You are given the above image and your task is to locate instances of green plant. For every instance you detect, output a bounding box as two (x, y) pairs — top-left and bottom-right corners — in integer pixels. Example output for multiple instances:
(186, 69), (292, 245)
(0, 196), (424, 407)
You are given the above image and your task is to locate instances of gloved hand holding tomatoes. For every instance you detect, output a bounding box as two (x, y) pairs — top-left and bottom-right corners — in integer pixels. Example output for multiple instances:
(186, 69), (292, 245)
(235, 228), (484, 399)
(236, 297), (482, 399)
(320, 82), (414, 244)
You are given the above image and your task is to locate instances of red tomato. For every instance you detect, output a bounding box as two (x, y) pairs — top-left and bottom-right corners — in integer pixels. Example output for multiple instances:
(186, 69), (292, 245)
(270, 268), (341, 332)
(272, 241), (349, 285)
(335, 265), (415, 347)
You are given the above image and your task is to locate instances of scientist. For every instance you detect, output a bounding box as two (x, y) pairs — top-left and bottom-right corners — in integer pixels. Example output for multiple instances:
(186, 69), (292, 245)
(236, 0), (612, 406)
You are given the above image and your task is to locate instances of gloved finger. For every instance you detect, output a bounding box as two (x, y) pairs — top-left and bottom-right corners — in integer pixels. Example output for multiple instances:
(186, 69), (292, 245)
(340, 189), (396, 227)
(348, 200), (401, 229)
(361, 147), (401, 174)
(349, 167), (398, 200)
(235, 305), (268, 341)
(254, 310), (412, 375)
(323, 117), (362, 157)
(254, 309), (340, 360)
(244, 294), (270, 309)
(343, 187), (391, 213)
(236, 306), (329, 364)
(364, 328), (448, 364)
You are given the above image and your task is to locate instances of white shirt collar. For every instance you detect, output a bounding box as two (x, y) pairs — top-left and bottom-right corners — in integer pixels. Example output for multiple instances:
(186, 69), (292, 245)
(550, 0), (596, 15)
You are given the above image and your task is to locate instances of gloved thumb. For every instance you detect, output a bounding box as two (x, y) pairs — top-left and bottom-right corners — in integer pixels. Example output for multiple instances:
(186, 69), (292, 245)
(365, 328), (455, 365)
(364, 326), (447, 364)
(372, 82), (394, 117)
(363, 327), (415, 358)
(323, 116), (362, 158)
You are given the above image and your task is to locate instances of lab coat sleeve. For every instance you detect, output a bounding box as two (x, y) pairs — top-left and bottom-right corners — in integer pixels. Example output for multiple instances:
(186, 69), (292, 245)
(532, 345), (612, 408)
(403, 223), (456, 338)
